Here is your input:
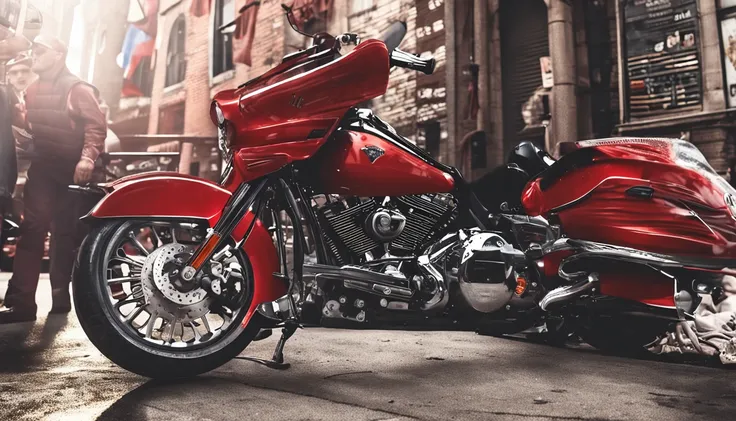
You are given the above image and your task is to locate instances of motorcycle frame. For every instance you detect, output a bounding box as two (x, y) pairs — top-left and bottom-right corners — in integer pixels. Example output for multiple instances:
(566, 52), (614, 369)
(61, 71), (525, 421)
(188, 159), (493, 324)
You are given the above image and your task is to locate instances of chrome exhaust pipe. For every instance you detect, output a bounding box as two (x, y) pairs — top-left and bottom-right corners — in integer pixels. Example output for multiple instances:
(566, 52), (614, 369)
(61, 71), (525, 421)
(539, 273), (598, 311)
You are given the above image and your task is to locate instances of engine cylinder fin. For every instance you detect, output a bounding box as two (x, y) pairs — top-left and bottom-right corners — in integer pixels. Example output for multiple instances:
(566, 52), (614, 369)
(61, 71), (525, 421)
(388, 194), (457, 253)
(320, 199), (380, 258)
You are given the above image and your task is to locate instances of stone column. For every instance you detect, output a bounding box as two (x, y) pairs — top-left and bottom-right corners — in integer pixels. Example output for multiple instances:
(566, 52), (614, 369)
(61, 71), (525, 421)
(475, 0), (503, 168)
(700, 0), (727, 111)
(547, 0), (577, 155)
(474, 0), (490, 161)
(444, 0), (458, 166)
(179, 142), (194, 175)
(487, 0), (504, 168)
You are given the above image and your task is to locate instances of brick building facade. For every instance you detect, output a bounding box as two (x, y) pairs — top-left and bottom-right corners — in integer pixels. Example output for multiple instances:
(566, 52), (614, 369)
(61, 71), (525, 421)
(105, 0), (454, 181)
(89, 0), (736, 182)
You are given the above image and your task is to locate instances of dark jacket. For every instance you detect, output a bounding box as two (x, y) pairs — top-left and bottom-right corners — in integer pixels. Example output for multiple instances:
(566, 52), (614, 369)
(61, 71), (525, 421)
(0, 84), (18, 202)
(25, 69), (97, 167)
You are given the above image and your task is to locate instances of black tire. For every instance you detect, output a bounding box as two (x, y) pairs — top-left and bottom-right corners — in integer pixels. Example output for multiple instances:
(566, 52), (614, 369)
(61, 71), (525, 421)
(73, 220), (261, 379)
(579, 317), (657, 357)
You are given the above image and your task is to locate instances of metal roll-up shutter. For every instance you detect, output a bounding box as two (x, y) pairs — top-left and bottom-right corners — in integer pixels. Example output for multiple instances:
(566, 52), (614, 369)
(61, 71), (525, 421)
(500, 0), (549, 154)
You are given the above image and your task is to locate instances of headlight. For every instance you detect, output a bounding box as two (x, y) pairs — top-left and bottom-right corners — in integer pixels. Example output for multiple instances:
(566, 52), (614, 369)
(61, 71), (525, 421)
(210, 102), (225, 126)
(215, 104), (225, 125)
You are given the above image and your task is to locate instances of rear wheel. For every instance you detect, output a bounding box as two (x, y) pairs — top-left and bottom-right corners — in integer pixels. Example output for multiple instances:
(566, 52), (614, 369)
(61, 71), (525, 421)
(73, 219), (260, 379)
(579, 316), (659, 357)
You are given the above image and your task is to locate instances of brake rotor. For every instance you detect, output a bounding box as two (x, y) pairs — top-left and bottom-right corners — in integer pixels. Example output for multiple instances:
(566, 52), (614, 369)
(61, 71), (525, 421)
(140, 243), (217, 324)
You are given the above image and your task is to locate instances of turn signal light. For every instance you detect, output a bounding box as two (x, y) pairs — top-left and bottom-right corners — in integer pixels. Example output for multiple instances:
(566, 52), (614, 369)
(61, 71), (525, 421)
(515, 277), (527, 295)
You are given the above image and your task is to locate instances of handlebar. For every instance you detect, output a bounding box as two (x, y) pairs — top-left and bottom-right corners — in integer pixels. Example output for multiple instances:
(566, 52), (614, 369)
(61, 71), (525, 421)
(389, 48), (435, 75)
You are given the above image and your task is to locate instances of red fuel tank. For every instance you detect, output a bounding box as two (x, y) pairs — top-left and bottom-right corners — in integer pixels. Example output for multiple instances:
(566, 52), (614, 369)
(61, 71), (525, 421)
(312, 130), (455, 197)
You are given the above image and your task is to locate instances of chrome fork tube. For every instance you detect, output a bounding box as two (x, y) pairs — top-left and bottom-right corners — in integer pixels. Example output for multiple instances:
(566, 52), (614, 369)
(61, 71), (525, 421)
(181, 178), (269, 280)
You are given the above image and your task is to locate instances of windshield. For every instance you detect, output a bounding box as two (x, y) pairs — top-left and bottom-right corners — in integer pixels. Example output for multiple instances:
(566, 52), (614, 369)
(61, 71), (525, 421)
(672, 138), (736, 199)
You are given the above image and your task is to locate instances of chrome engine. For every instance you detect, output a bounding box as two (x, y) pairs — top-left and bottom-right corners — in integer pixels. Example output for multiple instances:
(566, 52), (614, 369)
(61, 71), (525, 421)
(455, 232), (517, 313)
(315, 194), (458, 264)
(303, 200), (519, 323)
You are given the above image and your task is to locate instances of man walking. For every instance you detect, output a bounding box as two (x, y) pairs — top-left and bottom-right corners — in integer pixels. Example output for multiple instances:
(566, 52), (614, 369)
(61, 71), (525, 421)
(6, 52), (36, 158)
(6, 52), (35, 102)
(0, 36), (106, 323)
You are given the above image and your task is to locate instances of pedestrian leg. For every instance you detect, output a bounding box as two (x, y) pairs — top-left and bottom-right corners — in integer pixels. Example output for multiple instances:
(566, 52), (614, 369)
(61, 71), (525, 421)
(0, 166), (54, 323)
(48, 186), (86, 314)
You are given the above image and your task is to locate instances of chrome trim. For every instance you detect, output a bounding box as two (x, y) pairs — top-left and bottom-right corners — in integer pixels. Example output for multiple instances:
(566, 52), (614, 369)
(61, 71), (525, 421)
(417, 254), (448, 311)
(725, 191), (736, 222)
(257, 294), (296, 322)
(343, 279), (413, 298)
(563, 239), (683, 268)
(456, 232), (515, 314)
(217, 124), (230, 156)
(214, 103), (225, 125)
(542, 238), (574, 255)
(539, 273), (598, 311)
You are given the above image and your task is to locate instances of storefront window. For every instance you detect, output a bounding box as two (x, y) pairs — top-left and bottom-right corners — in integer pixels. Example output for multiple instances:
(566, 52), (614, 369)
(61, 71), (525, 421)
(623, 0), (702, 120)
(720, 1), (736, 108)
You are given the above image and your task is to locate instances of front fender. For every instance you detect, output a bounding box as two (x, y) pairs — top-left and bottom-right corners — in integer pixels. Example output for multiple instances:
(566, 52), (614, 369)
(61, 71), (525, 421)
(87, 172), (285, 326)
(89, 172), (232, 223)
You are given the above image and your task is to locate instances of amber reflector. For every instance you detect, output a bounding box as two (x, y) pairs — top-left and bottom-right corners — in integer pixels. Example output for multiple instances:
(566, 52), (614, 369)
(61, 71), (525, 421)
(515, 277), (527, 295)
(191, 233), (222, 269)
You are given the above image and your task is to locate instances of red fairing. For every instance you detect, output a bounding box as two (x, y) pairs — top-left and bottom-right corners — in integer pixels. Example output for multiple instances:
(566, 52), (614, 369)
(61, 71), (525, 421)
(522, 138), (736, 260)
(240, 217), (284, 326)
(599, 270), (676, 309)
(89, 173), (286, 326)
(312, 130), (455, 196)
(213, 40), (390, 181)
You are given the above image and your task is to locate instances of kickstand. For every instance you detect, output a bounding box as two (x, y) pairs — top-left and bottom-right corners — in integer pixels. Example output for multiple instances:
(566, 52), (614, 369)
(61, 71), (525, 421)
(234, 320), (300, 370)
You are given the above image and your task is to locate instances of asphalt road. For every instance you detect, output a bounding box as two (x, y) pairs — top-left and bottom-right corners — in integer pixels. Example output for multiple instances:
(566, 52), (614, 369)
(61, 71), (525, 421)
(0, 273), (734, 421)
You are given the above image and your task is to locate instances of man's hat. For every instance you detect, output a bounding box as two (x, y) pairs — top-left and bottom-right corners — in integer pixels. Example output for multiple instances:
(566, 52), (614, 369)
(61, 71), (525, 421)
(6, 52), (32, 69)
(32, 35), (67, 55)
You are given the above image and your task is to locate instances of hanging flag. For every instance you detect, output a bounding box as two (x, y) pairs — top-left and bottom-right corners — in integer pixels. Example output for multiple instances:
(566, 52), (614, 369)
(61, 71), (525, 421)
(120, 25), (151, 76)
(120, 24), (154, 97)
(122, 38), (155, 97)
(190, 0), (212, 17)
(126, 37), (155, 78)
(234, 1), (260, 66)
(132, 0), (160, 38)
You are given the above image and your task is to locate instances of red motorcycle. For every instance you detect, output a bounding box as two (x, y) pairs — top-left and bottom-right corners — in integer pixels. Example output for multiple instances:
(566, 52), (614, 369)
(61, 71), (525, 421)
(515, 138), (736, 360)
(72, 6), (736, 378)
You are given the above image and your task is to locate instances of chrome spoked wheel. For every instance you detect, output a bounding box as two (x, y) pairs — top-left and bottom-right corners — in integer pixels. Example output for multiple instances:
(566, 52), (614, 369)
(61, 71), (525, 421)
(100, 220), (250, 357)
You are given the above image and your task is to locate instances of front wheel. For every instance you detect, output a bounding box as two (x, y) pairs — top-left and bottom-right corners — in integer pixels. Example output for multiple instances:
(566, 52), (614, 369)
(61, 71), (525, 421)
(73, 219), (260, 379)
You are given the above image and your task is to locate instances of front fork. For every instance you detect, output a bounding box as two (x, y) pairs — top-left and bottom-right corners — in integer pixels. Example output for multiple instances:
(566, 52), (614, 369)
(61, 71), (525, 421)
(181, 177), (269, 281)
(182, 174), (307, 369)
(182, 174), (309, 324)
